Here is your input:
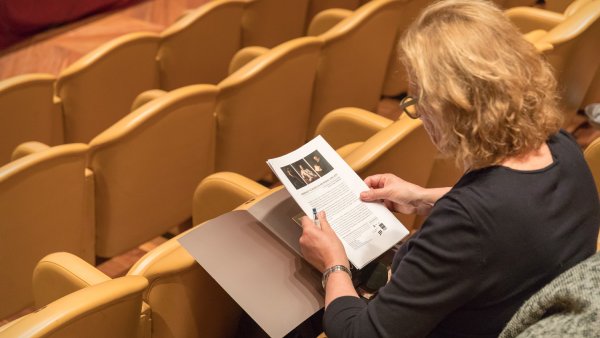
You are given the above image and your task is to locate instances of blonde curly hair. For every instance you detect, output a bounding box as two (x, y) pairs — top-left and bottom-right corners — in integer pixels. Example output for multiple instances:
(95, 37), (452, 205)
(400, 0), (562, 170)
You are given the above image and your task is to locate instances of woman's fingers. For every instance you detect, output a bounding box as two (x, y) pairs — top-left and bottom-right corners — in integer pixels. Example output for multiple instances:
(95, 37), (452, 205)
(301, 215), (319, 229)
(364, 174), (387, 188)
(317, 211), (336, 234)
(360, 186), (391, 202)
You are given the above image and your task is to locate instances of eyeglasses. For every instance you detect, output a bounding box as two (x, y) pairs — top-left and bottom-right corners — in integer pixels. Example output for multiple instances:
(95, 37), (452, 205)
(399, 95), (420, 119)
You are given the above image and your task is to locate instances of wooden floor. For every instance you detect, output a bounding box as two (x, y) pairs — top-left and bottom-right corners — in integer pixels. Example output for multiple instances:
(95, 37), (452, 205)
(0, 0), (208, 80)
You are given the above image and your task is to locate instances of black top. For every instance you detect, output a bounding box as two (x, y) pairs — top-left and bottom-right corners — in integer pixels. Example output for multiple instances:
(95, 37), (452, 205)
(324, 130), (600, 338)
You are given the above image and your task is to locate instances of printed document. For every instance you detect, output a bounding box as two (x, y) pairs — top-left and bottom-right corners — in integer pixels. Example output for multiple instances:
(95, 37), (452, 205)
(267, 135), (409, 269)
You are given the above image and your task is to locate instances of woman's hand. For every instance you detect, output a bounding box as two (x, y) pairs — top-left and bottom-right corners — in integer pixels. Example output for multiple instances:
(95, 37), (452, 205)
(360, 173), (437, 215)
(299, 211), (349, 273)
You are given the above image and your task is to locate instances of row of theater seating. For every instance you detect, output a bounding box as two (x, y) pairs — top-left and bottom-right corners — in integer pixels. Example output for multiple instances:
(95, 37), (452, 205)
(1, 122), (599, 337)
(3, 0), (599, 167)
(1, 0), (600, 331)
(1, 0), (599, 174)
(0, 0), (405, 163)
(1, 0), (597, 168)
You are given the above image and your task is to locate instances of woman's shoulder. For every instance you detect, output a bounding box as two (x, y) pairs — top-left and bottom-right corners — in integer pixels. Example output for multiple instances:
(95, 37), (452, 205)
(549, 129), (581, 155)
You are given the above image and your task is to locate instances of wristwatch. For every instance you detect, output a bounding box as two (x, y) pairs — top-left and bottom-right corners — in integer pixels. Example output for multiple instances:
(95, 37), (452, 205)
(322, 264), (352, 289)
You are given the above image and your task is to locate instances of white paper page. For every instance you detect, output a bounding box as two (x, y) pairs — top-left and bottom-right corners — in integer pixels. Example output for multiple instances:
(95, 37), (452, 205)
(267, 135), (409, 269)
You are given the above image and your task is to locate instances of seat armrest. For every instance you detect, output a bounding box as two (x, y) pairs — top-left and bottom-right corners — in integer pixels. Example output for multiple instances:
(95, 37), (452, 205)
(342, 115), (422, 173)
(11, 141), (51, 161)
(0, 276), (147, 338)
(505, 7), (565, 33)
(523, 29), (549, 44)
(307, 8), (353, 36)
(32, 252), (110, 307)
(315, 107), (393, 150)
(131, 89), (167, 111)
(192, 172), (268, 225)
(228, 46), (269, 75)
(336, 142), (362, 158)
(538, 1), (600, 45)
(564, 0), (593, 17)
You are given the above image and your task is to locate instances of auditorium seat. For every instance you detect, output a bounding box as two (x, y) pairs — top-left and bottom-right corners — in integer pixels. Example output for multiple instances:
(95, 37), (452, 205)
(505, 0), (592, 33)
(306, 0), (363, 26)
(158, 0), (245, 91)
(193, 172), (268, 225)
(88, 85), (218, 258)
(242, 0), (310, 48)
(56, 32), (160, 143)
(381, 0), (430, 98)
(0, 144), (94, 318)
(26, 246), (237, 338)
(307, 8), (352, 36)
(533, 0), (600, 126)
(0, 74), (63, 165)
(309, 0), (410, 134)
(583, 69), (600, 108)
(0, 254), (147, 338)
(227, 46), (270, 74)
(215, 36), (322, 180)
(316, 107), (394, 150)
(584, 135), (600, 196)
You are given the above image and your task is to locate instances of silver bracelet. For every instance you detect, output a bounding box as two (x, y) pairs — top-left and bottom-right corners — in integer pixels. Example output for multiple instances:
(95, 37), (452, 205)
(322, 264), (352, 289)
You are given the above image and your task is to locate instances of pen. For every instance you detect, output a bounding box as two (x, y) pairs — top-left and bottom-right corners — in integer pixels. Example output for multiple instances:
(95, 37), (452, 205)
(312, 208), (320, 227)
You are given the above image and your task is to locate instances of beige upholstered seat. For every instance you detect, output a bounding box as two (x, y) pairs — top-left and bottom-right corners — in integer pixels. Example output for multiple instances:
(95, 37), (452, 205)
(380, 0), (432, 97)
(583, 137), (600, 251)
(0, 255), (147, 338)
(341, 114), (436, 185)
(0, 74), (63, 165)
(307, 8), (354, 36)
(215, 37), (322, 180)
(309, 0), (407, 134)
(56, 32), (160, 143)
(534, 1), (600, 126)
(316, 106), (394, 150)
(505, 0), (592, 33)
(26, 245), (237, 338)
(192, 172), (268, 225)
(305, 0), (363, 26)
(584, 136), (600, 198)
(0, 144), (94, 318)
(583, 69), (600, 107)
(242, 0), (310, 48)
(158, 0), (245, 90)
(88, 85), (218, 258)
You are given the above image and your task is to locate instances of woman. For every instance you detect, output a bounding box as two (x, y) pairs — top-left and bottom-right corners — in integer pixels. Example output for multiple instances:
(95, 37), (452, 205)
(299, 1), (600, 337)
